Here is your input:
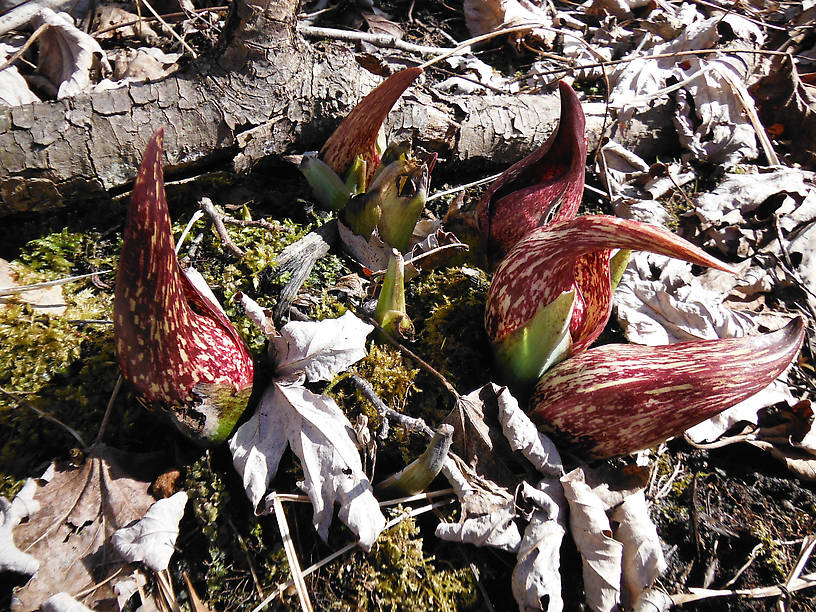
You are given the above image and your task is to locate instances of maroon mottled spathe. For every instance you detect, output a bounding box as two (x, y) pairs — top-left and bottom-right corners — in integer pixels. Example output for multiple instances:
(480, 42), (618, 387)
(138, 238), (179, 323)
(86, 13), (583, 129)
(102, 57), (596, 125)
(485, 215), (736, 356)
(476, 81), (587, 263)
(320, 67), (422, 182)
(113, 129), (253, 441)
(531, 317), (806, 458)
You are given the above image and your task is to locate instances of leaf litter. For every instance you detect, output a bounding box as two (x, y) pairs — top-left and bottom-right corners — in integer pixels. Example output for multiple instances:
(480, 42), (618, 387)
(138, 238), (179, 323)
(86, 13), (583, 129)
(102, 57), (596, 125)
(9, 444), (165, 610)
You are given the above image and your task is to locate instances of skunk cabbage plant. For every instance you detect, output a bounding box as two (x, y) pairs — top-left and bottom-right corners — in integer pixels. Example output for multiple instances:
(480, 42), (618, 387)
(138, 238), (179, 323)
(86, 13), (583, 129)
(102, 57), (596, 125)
(476, 81), (587, 263)
(114, 129), (254, 444)
(531, 317), (806, 458)
(374, 249), (413, 341)
(485, 214), (736, 387)
(299, 67), (434, 253)
(320, 67), (422, 182)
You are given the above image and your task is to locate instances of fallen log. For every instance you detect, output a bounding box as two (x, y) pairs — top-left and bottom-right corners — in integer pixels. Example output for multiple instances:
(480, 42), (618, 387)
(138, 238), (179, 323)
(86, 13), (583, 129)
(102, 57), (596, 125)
(0, 0), (676, 216)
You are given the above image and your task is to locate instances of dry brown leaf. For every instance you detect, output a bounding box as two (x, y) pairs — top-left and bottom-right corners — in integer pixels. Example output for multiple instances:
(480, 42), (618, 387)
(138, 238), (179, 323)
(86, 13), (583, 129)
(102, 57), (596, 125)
(0, 258), (67, 316)
(361, 12), (403, 38)
(109, 47), (180, 83)
(512, 478), (567, 612)
(443, 384), (522, 487)
(561, 468), (623, 612)
(611, 491), (667, 609)
(436, 454), (522, 552)
(31, 7), (111, 98)
(463, 0), (556, 48)
(12, 444), (163, 611)
(0, 42), (41, 106)
(111, 492), (187, 572)
(93, 4), (160, 42)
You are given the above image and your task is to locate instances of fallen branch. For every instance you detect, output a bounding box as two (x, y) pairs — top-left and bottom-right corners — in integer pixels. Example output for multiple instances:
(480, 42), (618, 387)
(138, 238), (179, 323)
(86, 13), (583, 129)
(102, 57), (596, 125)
(671, 571), (816, 605)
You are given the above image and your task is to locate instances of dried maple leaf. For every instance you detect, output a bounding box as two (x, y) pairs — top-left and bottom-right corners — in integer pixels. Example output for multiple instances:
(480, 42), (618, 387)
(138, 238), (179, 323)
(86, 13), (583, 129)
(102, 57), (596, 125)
(12, 444), (163, 611)
(230, 307), (386, 551)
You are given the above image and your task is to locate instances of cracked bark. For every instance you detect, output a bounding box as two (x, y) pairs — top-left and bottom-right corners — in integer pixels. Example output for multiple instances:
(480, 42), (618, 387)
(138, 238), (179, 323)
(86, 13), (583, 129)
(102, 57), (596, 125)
(0, 0), (676, 216)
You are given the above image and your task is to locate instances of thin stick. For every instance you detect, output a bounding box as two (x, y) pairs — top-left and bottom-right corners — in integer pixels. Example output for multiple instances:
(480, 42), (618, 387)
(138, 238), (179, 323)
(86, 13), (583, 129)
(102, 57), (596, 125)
(362, 314), (459, 400)
(199, 197), (245, 257)
(219, 216), (285, 232)
(419, 23), (560, 70)
(137, 0), (198, 57)
(228, 517), (265, 600)
(72, 567), (124, 598)
(270, 494), (314, 612)
(0, 270), (112, 297)
(269, 488), (454, 506)
(531, 47), (804, 79)
(712, 62), (781, 166)
(94, 375), (123, 445)
(251, 498), (454, 612)
(777, 535), (816, 611)
(0, 386), (87, 451)
(350, 374), (434, 437)
(92, 5), (229, 37)
(0, 22), (49, 73)
(671, 571), (816, 603)
(426, 172), (503, 202)
(722, 542), (763, 588)
(296, 23), (451, 56)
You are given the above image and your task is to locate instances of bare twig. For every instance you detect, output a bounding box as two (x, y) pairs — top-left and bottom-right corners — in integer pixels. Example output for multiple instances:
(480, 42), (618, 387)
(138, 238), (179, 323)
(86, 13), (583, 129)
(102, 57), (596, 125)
(137, 0), (198, 57)
(361, 313), (460, 401)
(94, 375), (123, 445)
(531, 47), (806, 79)
(199, 197), (245, 257)
(0, 23), (49, 73)
(671, 571), (816, 604)
(426, 172), (503, 202)
(219, 216), (285, 232)
(777, 535), (816, 611)
(0, 270), (112, 297)
(296, 23), (452, 56)
(266, 489), (455, 506)
(722, 542), (764, 588)
(92, 6), (229, 37)
(227, 517), (265, 601)
(350, 374), (434, 437)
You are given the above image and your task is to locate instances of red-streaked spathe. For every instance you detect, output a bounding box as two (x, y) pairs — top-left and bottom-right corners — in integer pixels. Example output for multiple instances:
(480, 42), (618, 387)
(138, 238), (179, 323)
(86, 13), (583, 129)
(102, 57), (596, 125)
(484, 214), (736, 386)
(530, 317), (806, 458)
(114, 129), (254, 444)
(320, 67), (422, 182)
(476, 80), (587, 263)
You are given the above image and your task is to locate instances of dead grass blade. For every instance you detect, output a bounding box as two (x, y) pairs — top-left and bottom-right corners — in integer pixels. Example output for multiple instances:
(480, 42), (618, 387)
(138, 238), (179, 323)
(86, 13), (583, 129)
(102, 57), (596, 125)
(183, 571), (212, 612)
(251, 497), (454, 612)
(271, 493), (314, 612)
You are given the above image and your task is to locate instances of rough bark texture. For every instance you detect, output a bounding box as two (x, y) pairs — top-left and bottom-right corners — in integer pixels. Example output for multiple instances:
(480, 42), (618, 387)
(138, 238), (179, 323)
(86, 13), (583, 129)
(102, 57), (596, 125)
(0, 0), (676, 216)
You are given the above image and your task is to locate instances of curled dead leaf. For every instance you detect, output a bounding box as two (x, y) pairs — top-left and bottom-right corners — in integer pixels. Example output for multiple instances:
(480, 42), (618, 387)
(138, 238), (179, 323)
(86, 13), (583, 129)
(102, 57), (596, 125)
(11, 444), (163, 610)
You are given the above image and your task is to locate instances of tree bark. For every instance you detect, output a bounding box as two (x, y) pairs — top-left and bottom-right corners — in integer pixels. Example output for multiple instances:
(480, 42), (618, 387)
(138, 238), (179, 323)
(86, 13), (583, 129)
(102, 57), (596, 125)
(0, 0), (676, 216)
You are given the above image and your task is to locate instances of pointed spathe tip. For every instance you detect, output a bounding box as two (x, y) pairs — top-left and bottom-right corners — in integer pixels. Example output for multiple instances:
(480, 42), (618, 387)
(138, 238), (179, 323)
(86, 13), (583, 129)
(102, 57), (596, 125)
(320, 67), (423, 178)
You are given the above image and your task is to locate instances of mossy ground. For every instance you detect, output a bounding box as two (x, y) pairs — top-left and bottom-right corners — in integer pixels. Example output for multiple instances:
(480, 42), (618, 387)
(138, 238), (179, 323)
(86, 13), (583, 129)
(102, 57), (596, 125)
(0, 183), (501, 610)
